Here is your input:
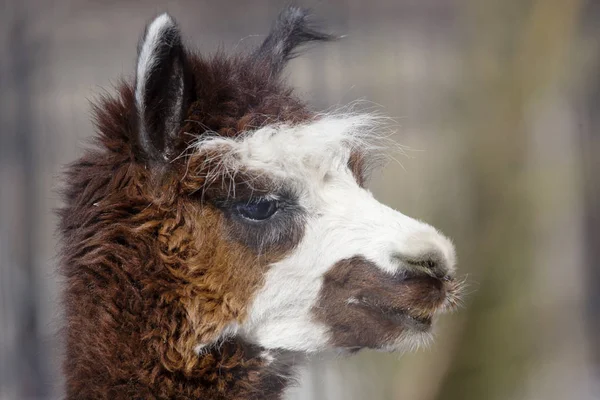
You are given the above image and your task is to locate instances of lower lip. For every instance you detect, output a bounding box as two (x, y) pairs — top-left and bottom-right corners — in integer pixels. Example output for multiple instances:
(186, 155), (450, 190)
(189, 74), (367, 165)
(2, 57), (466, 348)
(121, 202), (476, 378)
(405, 314), (432, 331)
(385, 311), (433, 331)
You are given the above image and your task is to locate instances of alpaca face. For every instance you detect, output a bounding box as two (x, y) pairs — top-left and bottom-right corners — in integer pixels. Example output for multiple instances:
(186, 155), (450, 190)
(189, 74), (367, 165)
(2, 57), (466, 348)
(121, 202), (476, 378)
(133, 10), (460, 357)
(191, 118), (458, 353)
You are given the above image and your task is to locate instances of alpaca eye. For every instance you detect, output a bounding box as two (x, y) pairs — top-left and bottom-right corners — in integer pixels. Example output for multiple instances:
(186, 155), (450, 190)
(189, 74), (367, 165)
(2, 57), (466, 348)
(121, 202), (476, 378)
(234, 199), (278, 221)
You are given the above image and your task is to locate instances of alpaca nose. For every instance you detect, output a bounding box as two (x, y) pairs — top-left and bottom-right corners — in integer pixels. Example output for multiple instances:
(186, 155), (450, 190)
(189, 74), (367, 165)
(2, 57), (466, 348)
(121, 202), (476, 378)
(392, 230), (456, 280)
(393, 250), (449, 280)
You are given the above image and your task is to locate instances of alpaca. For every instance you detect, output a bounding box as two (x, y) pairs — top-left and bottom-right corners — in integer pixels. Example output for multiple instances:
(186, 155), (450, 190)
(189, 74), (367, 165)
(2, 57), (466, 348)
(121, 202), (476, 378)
(59, 7), (460, 400)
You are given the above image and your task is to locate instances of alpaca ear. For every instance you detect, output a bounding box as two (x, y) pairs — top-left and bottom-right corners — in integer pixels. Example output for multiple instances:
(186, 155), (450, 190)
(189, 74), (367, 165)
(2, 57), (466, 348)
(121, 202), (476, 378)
(253, 6), (335, 74)
(135, 13), (192, 162)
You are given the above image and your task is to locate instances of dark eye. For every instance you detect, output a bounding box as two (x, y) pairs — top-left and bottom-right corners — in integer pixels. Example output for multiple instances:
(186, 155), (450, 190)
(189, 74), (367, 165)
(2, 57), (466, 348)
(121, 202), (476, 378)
(234, 199), (278, 221)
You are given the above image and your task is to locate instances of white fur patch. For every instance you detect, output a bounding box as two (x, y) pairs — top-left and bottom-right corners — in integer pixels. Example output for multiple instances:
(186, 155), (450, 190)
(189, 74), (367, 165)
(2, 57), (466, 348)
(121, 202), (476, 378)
(135, 13), (175, 117)
(194, 322), (240, 355)
(190, 113), (388, 193)
(261, 350), (275, 365)
(192, 114), (456, 352)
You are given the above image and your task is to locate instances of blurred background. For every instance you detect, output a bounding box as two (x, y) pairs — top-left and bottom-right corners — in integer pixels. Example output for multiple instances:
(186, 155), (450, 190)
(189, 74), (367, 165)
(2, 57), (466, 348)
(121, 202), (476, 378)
(1, 0), (599, 399)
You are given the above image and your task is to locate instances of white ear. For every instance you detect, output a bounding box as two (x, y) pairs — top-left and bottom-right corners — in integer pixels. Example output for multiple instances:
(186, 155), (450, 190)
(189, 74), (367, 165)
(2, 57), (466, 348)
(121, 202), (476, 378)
(136, 13), (176, 115)
(135, 13), (192, 162)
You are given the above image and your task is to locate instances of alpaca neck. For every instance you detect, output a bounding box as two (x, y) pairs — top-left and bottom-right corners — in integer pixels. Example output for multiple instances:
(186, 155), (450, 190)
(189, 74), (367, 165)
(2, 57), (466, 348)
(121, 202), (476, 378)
(62, 245), (297, 399)
(177, 338), (298, 399)
(65, 316), (296, 399)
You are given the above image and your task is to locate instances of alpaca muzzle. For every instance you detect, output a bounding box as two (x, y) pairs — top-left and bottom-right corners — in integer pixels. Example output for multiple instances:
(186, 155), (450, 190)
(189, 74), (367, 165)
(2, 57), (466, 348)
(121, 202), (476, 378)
(314, 255), (462, 349)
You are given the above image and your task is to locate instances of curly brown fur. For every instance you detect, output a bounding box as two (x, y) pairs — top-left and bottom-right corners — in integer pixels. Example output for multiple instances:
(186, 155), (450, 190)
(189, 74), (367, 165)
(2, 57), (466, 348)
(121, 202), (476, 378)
(59, 11), (326, 398)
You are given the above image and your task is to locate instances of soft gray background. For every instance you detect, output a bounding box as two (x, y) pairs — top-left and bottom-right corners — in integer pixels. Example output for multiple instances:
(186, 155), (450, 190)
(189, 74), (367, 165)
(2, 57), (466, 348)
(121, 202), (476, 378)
(1, 0), (599, 399)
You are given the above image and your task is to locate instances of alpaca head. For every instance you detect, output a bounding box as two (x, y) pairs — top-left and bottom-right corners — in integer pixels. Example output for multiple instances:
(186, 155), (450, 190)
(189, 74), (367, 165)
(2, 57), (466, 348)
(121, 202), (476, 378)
(126, 8), (460, 360)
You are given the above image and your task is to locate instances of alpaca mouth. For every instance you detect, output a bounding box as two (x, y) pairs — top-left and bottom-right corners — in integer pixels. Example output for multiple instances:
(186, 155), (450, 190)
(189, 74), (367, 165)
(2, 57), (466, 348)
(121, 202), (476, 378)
(357, 300), (436, 332)
(358, 275), (461, 333)
(382, 309), (433, 332)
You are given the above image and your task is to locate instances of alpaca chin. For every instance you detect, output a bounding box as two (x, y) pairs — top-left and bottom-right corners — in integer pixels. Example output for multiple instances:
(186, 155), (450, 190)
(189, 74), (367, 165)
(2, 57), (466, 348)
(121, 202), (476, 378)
(379, 330), (436, 354)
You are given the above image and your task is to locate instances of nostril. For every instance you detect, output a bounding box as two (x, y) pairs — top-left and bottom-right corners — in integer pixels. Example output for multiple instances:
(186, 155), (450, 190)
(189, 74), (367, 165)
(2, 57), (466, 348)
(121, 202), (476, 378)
(407, 257), (439, 273)
(393, 251), (449, 279)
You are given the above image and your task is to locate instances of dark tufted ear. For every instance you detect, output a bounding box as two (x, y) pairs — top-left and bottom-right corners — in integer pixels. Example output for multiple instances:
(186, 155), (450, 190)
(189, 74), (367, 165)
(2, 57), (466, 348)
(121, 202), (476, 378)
(135, 13), (193, 162)
(253, 6), (335, 74)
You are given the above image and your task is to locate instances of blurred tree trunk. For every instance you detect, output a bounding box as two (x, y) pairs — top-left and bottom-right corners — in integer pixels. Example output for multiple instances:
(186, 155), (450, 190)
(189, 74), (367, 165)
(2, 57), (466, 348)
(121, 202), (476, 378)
(581, 0), (600, 382)
(0, 2), (49, 398)
(427, 1), (583, 400)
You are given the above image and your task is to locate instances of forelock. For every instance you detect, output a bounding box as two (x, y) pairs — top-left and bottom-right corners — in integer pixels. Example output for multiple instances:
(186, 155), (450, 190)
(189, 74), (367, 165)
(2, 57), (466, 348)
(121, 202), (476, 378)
(186, 112), (391, 194)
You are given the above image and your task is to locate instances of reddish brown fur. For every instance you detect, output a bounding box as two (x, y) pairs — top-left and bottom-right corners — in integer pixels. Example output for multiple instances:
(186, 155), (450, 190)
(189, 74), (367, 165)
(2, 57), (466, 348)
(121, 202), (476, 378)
(348, 151), (368, 187)
(59, 53), (314, 399)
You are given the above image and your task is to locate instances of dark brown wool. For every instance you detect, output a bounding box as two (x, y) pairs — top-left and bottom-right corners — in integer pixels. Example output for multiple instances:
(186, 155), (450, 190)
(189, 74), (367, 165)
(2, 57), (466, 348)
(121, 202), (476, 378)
(59, 9), (331, 400)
